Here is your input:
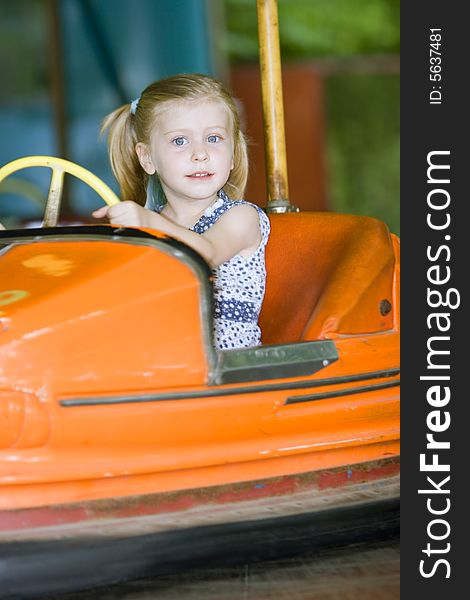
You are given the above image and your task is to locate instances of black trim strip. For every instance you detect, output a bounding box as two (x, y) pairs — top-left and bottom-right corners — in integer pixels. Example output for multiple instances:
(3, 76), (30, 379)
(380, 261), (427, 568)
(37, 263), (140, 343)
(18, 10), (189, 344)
(60, 368), (400, 407)
(285, 380), (400, 405)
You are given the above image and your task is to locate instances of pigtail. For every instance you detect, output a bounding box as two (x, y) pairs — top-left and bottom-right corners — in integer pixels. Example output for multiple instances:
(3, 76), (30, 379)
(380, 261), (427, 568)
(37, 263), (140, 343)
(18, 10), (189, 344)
(101, 105), (148, 206)
(224, 129), (248, 200)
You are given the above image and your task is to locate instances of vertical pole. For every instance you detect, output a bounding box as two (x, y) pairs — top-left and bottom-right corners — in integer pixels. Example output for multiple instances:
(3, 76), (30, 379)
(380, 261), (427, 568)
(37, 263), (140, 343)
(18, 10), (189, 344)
(47, 0), (69, 160)
(46, 0), (70, 214)
(256, 0), (295, 212)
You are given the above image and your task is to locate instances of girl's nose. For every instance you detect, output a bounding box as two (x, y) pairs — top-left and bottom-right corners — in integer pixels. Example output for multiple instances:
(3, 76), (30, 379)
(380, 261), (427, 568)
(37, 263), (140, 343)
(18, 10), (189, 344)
(191, 144), (208, 161)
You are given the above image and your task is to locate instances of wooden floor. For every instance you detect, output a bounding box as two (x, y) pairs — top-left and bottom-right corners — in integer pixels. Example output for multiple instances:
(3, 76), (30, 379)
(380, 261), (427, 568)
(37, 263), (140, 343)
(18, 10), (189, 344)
(41, 540), (399, 600)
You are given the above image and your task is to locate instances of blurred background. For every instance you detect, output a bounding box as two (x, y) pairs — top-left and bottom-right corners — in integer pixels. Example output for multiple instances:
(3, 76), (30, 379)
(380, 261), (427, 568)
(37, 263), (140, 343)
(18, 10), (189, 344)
(0, 0), (399, 234)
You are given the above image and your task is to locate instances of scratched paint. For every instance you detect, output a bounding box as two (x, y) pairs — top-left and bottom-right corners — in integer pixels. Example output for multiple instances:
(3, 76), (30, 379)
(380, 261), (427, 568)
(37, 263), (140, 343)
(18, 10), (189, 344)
(22, 254), (75, 276)
(0, 290), (29, 315)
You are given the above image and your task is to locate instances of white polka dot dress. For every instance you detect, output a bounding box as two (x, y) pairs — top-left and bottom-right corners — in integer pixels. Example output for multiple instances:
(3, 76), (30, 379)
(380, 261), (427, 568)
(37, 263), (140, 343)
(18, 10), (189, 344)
(191, 190), (270, 350)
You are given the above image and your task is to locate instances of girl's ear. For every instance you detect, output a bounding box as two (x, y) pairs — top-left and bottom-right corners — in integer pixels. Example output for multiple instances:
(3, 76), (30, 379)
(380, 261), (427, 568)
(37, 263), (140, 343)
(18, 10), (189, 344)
(135, 143), (156, 175)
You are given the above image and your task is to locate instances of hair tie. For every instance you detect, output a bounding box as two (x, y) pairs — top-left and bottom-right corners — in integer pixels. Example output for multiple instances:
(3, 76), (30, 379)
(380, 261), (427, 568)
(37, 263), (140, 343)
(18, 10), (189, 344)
(130, 97), (140, 115)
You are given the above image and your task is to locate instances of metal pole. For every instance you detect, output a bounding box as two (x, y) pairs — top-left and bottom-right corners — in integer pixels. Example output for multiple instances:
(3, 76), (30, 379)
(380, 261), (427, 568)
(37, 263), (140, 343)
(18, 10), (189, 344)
(256, 0), (296, 212)
(46, 0), (70, 214)
(47, 0), (69, 160)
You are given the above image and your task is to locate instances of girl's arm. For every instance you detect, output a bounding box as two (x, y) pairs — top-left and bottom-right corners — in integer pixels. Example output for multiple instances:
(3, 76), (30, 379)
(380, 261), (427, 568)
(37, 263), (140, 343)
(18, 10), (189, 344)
(92, 202), (261, 268)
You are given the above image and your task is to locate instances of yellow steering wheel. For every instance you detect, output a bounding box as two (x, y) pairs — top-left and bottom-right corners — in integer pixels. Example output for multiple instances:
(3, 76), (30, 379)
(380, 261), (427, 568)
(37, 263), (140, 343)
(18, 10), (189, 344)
(0, 156), (120, 227)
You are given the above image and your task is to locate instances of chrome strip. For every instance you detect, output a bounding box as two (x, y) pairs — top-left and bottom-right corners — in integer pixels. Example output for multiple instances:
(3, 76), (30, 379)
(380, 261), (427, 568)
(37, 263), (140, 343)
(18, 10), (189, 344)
(214, 340), (338, 384)
(0, 242), (17, 256)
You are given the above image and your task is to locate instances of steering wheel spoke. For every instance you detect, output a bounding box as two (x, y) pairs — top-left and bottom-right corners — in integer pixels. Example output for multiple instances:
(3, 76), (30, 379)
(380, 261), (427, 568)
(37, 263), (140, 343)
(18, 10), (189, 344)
(44, 167), (64, 227)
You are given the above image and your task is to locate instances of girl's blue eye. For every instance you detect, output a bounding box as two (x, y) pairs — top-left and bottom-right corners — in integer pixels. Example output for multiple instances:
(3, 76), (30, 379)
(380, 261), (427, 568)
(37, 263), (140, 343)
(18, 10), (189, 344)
(207, 135), (221, 143)
(173, 137), (187, 146)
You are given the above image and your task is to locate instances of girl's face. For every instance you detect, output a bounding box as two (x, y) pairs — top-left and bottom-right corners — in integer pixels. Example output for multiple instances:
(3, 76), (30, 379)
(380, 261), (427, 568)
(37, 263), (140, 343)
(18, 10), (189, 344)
(136, 100), (234, 205)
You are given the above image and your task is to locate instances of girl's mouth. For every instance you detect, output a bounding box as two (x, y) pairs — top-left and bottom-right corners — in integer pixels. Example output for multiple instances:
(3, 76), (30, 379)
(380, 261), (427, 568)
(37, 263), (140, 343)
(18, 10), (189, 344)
(186, 172), (214, 179)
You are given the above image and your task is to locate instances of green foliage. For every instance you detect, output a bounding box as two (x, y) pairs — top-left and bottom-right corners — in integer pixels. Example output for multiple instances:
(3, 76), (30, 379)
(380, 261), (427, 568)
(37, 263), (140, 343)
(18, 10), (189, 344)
(0, 0), (49, 103)
(224, 0), (400, 60)
(325, 75), (400, 234)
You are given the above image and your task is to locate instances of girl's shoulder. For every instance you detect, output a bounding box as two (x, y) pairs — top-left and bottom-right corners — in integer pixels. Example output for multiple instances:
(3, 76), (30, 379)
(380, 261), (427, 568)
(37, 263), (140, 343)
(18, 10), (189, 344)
(216, 191), (270, 240)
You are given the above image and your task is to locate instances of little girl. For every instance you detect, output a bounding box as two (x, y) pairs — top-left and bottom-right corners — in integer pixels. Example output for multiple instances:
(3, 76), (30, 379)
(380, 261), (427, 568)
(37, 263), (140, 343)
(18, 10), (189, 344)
(92, 73), (270, 350)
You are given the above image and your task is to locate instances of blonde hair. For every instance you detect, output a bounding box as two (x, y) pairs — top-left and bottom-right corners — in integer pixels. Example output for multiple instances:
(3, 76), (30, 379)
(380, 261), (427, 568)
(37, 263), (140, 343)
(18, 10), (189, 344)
(101, 73), (248, 206)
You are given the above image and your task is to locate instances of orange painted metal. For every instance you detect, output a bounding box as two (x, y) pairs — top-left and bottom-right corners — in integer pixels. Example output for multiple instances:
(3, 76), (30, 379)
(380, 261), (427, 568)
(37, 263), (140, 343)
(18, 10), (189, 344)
(260, 212), (399, 343)
(0, 212), (399, 515)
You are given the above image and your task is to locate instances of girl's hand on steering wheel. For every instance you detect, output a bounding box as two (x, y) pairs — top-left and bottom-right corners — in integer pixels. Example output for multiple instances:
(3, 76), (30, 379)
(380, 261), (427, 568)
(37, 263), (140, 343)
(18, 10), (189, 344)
(92, 201), (151, 228)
